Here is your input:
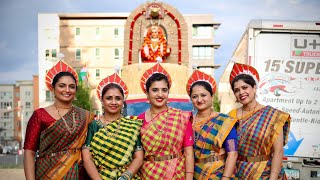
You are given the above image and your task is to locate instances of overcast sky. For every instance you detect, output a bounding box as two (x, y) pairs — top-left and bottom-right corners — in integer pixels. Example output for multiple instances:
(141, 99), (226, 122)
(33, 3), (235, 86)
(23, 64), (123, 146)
(0, 0), (319, 84)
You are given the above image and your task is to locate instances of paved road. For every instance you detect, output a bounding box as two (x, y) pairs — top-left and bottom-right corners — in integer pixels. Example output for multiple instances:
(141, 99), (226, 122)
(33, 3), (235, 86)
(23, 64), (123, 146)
(0, 169), (24, 180)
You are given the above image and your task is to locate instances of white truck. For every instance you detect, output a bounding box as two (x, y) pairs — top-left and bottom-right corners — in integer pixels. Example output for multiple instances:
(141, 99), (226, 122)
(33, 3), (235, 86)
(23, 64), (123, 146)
(219, 19), (320, 179)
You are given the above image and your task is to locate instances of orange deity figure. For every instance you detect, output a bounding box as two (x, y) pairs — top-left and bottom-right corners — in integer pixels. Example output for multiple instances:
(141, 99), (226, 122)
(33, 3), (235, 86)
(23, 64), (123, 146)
(141, 25), (171, 62)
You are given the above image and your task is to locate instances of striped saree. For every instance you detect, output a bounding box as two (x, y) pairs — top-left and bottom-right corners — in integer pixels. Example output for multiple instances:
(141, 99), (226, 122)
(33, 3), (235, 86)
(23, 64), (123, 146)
(194, 113), (237, 180)
(35, 106), (94, 180)
(86, 116), (142, 179)
(229, 106), (290, 180)
(140, 107), (192, 180)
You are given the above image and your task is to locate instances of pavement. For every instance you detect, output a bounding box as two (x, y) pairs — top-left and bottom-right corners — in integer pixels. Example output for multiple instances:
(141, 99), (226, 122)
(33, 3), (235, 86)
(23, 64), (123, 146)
(0, 169), (25, 180)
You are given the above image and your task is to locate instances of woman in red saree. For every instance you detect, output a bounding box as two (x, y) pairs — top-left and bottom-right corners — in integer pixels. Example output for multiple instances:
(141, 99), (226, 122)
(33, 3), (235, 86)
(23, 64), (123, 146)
(24, 61), (94, 180)
(138, 63), (194, 180)
(228, 62), (290, 180)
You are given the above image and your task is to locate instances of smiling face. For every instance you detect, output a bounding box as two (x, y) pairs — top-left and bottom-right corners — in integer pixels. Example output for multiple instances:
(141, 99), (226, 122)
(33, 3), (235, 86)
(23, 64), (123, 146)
(147, 79), (169, 109)
(102, 87), (124, 116)
(53, 76), (77, 103)
(190, 85), (213, 112)
(233, 79), (257, 106)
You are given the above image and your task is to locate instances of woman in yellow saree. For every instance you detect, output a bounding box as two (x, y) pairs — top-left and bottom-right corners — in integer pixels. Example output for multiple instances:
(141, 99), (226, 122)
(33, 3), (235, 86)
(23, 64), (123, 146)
(229, 62), (291, 180)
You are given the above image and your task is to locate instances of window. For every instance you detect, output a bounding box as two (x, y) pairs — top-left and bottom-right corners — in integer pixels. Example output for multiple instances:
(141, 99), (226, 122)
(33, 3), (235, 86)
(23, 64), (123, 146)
(95, 48), (100, 60)
(113, 27), (124, 39)
(45, 49), (50, 57)
(96, 27), (100, 36)
(4, 112), (10, 119)
(26, 102), (31, 109)
(45, 90), (53, 102)
(114, 27), (119, 38)
(192, 25), (212, 39)
(52, 49), (57, 58)
(25, 91), (31, 97)
(114, 48), (119, 59)
(192, 46), (212, 59)
(96, 69), (100, 78)
(114, 48), (123, 60)
(76, 49), (81, 60)
(76, 27), (80, 36)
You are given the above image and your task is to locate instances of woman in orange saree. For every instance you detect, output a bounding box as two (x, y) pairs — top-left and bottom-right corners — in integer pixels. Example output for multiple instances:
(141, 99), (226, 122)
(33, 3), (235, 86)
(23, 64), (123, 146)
(228, 62), (290, 180)
(24, 61), (94, 180)
(138, 63), (194, 180)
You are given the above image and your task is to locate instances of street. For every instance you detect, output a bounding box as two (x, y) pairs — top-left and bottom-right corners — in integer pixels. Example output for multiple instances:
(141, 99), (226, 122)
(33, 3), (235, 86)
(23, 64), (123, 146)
(0, 169), (24, 180)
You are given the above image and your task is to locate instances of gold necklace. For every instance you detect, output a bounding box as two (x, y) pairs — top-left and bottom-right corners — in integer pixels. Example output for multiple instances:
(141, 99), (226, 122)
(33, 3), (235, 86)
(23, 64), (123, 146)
(193, 110), (212, 142)
(54, 103), (73, 109)
(150, 106), (168, 119)
(240, 102), (259, 127)
(149, 107), (169, 134)
(101, 116), (122, 137)
(55, 104), (76, 134)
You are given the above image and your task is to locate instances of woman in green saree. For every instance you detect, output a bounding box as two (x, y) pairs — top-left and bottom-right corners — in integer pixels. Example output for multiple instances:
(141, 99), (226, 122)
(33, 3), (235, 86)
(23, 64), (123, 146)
(82, 73), (143, 180)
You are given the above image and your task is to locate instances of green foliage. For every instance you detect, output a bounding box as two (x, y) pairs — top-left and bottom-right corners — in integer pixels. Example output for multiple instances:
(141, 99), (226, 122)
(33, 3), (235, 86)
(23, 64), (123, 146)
(213, 93), (220, 112)
(73, 82), (91, 111)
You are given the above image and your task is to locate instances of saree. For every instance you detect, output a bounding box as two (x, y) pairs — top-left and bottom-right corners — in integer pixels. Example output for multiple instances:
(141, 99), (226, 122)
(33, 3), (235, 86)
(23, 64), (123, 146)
(35, 106), (94, 180)
(85, 116), (142, 179)
(229, 106), (290, 180)
(194, 113), (237, 180)
(139, 107), (192, 180)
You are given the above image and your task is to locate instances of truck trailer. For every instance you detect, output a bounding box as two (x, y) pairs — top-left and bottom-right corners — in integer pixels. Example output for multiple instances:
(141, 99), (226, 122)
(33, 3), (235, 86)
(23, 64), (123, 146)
(219, 19), (320, 179)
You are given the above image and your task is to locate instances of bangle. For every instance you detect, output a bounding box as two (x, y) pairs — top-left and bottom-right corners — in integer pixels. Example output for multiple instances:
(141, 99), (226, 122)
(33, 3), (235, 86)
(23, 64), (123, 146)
(186, 171), (194, 174)
(222, 175), (231, 178)
(271, 170), (279, 175)
(123, 171), (133, 179)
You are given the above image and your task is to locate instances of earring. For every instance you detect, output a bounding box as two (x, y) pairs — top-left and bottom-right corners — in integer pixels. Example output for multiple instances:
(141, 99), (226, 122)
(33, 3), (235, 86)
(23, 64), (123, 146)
(192, 106), (197, 111)
(121, 104), (125, 115)
(73, 96), (77, 101)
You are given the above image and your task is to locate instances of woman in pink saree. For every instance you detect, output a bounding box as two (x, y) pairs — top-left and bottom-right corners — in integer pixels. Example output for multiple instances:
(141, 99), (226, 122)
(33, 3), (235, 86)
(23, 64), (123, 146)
(138, 63), (194, 180)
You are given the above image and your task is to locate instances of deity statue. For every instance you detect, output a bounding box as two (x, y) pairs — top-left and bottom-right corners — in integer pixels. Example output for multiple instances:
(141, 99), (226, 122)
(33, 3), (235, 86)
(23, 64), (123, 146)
(140, 25), (171, 62)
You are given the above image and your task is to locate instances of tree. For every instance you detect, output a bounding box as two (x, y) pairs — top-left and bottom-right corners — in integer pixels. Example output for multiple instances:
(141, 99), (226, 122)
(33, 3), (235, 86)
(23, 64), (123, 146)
(73, 82), (91, 111)
(213, 93), (220, 112)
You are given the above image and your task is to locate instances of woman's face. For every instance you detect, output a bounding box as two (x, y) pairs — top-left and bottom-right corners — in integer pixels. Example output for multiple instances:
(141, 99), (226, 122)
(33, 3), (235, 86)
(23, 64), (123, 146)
(102, 87), (124, 116)
(53, 76), (76, 103)
(233, 79), (256, 105)
(147, 79), (169, 109)
(190, 85), (213, 112)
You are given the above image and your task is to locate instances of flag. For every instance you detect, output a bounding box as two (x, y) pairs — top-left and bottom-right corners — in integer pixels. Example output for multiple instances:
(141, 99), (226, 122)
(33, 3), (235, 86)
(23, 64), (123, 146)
(79, 66), (88, 82)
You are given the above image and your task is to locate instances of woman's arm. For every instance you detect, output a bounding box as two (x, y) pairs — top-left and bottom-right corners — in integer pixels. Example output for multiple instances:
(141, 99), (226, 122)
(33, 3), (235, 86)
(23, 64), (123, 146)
(24, 150), (36, 180)
(222, 151), (238, 180)
(82, 149), (102, 180)
(270, 129), (284, 180)
(184, 146), (194, 180)
(121, 150), (144, 178)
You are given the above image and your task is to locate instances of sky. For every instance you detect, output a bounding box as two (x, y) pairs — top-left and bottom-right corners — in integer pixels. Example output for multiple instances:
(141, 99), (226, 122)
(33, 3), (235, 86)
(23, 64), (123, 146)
(0, 0), (319, 84)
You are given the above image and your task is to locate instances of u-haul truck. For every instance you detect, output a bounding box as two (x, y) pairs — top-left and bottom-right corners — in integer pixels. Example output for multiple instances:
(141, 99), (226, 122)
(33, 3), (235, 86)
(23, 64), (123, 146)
(219, 19), (320, 179)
